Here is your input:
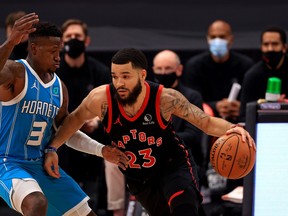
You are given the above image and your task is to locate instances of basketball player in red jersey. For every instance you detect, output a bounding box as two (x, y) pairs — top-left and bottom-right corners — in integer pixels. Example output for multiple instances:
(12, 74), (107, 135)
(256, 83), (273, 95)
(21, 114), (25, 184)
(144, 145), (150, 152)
(45, 48), (256, 216)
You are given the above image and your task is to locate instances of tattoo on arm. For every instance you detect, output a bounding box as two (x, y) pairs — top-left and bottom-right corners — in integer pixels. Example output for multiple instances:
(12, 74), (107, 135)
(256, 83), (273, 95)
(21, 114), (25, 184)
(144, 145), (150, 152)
(161, 89), (207, 125)
(100, 102), (108, 119)
(161, 92), (180, 115)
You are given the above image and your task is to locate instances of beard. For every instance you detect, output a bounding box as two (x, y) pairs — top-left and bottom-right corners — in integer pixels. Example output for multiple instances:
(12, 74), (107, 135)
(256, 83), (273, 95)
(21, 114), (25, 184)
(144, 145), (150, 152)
(114, 79), (142, 106)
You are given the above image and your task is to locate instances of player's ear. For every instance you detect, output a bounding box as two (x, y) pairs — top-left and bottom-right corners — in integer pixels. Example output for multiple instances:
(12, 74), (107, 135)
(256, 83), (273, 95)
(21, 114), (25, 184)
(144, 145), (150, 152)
(141, 69), (147, 80)
(29, 42), (37, 55)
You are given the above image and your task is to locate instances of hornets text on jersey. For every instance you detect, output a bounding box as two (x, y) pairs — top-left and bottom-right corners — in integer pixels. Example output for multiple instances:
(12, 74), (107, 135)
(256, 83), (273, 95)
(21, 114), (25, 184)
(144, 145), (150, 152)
(0, 59), (63, 161)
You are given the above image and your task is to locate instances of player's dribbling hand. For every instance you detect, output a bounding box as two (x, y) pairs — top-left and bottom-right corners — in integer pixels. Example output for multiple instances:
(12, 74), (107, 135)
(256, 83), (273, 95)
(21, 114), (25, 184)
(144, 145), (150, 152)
(102, 146), (129, 170)
(44, 152), (61, 178)
(226, 125), (256, 151)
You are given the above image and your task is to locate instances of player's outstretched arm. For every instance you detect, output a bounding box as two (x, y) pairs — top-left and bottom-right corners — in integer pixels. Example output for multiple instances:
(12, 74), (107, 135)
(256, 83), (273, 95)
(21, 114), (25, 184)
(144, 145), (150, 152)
(160, 88), (255, 149)
(0, 13), (39, 102)
(0, 13), (38, 73)
(65, 130), (129, 169)
(44, 132), (129, 178)
(50, 86), (107, 150)
(44, 85), (129, 178)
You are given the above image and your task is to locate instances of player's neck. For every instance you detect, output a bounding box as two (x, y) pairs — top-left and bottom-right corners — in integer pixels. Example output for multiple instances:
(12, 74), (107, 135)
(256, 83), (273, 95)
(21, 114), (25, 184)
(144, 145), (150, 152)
(26, 58), (53, 83)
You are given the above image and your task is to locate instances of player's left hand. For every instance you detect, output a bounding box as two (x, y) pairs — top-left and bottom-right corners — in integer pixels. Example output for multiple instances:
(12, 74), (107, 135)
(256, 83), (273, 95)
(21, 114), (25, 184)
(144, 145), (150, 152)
(226, 125), (256, 151)
(44, 152), (61, 178)
(102, 146), (129, 170)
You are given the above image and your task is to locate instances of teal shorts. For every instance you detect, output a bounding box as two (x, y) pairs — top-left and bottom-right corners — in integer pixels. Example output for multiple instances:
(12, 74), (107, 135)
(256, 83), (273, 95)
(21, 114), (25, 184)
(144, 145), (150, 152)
(0, 158), (89, 216)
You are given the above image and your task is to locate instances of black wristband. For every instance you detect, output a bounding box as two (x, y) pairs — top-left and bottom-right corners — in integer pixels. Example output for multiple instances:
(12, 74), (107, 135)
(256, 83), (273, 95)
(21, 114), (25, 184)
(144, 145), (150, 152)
(44, 146), (57, 153)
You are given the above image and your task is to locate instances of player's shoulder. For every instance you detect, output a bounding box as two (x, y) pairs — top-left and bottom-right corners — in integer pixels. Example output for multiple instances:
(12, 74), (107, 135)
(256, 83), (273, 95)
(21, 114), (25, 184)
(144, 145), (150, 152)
(83, 84), (109, 117)
(88, 84), (109, 100)
(159, 87), (187, 118)
(4, 59), (25, 74)
(89, 84), (108, 93)
(160, 87), (183, 102)
(1, 60), (25, 87)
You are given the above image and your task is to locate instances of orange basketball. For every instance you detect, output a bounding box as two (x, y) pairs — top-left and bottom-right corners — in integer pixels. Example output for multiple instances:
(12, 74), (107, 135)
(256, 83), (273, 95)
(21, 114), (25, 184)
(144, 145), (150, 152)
(210, 133), (256, 179)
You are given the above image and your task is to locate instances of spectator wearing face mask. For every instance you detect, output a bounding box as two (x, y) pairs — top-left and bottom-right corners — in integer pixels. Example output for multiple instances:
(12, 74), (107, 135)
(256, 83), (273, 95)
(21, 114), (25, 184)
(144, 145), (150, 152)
(5, 11), (28, 60)
(56, 18), (111, 214)
(153, 50), (204, 168)
(240, 26), (288, 122)
(182, 20), (254, 123)
(182, 20), (254, 216)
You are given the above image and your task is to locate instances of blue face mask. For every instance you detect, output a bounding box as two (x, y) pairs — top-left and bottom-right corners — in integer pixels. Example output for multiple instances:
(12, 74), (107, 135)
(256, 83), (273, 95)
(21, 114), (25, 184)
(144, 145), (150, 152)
(209, 38), (228, 58)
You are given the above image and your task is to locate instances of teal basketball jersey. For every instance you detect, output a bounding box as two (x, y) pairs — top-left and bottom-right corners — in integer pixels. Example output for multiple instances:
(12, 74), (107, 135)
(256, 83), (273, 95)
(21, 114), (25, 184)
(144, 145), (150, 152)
(0, 59), (63, 161)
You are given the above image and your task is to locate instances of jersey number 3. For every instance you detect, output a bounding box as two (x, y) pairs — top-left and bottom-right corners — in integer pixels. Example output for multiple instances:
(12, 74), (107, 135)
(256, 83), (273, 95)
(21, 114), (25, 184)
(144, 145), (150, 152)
(27, 121), (48, 146)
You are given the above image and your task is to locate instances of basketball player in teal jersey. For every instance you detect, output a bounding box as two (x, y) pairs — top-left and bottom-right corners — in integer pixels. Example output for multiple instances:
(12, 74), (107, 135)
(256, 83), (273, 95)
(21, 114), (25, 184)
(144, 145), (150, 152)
(45, 48), (256, 216)
(0, 13), (128, 216)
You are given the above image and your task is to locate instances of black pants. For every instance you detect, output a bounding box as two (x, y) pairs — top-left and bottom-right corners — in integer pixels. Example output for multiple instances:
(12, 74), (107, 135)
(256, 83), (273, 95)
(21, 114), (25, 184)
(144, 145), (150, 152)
(126, 158), (202, 216)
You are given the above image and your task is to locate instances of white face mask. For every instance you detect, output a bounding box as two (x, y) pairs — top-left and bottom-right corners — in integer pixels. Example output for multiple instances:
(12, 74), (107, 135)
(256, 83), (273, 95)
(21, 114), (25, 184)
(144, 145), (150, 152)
(208, 38), (229, 58)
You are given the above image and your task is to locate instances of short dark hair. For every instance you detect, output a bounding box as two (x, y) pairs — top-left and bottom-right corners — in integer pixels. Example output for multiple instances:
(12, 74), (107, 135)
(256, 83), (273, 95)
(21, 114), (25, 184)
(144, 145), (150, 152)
(5, 11), (26, 28)
(61, 19), (88, 36)
(111, 48), (148, 70)
(261, 26), (287, 44)
(29, 22), (62, 41)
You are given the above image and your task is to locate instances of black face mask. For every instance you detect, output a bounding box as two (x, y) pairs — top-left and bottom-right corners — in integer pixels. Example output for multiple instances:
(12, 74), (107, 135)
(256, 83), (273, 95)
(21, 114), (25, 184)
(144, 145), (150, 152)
(12, 41), (28, 59)
(262, 51), (284, 70)
(154, 72), (178, 88)
(64, 38), (85, 59)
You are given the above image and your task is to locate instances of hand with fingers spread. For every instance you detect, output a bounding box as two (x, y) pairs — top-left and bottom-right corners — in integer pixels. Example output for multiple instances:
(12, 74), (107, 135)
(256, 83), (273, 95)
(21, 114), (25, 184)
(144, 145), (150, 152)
(102, 146), (129, 170)
(8, 12), (39, 46)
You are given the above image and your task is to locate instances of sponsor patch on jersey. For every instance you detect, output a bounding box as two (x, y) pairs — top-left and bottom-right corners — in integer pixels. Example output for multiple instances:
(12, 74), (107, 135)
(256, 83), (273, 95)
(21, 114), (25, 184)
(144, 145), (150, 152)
(142, 114), (155, 125)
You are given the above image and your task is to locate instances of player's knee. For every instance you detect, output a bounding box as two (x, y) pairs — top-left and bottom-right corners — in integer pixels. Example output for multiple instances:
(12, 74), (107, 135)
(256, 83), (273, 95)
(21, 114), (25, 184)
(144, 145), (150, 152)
(11, 178), (44, 215)
(22, 192), (47, 215)
(31, 192), (48, 210)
